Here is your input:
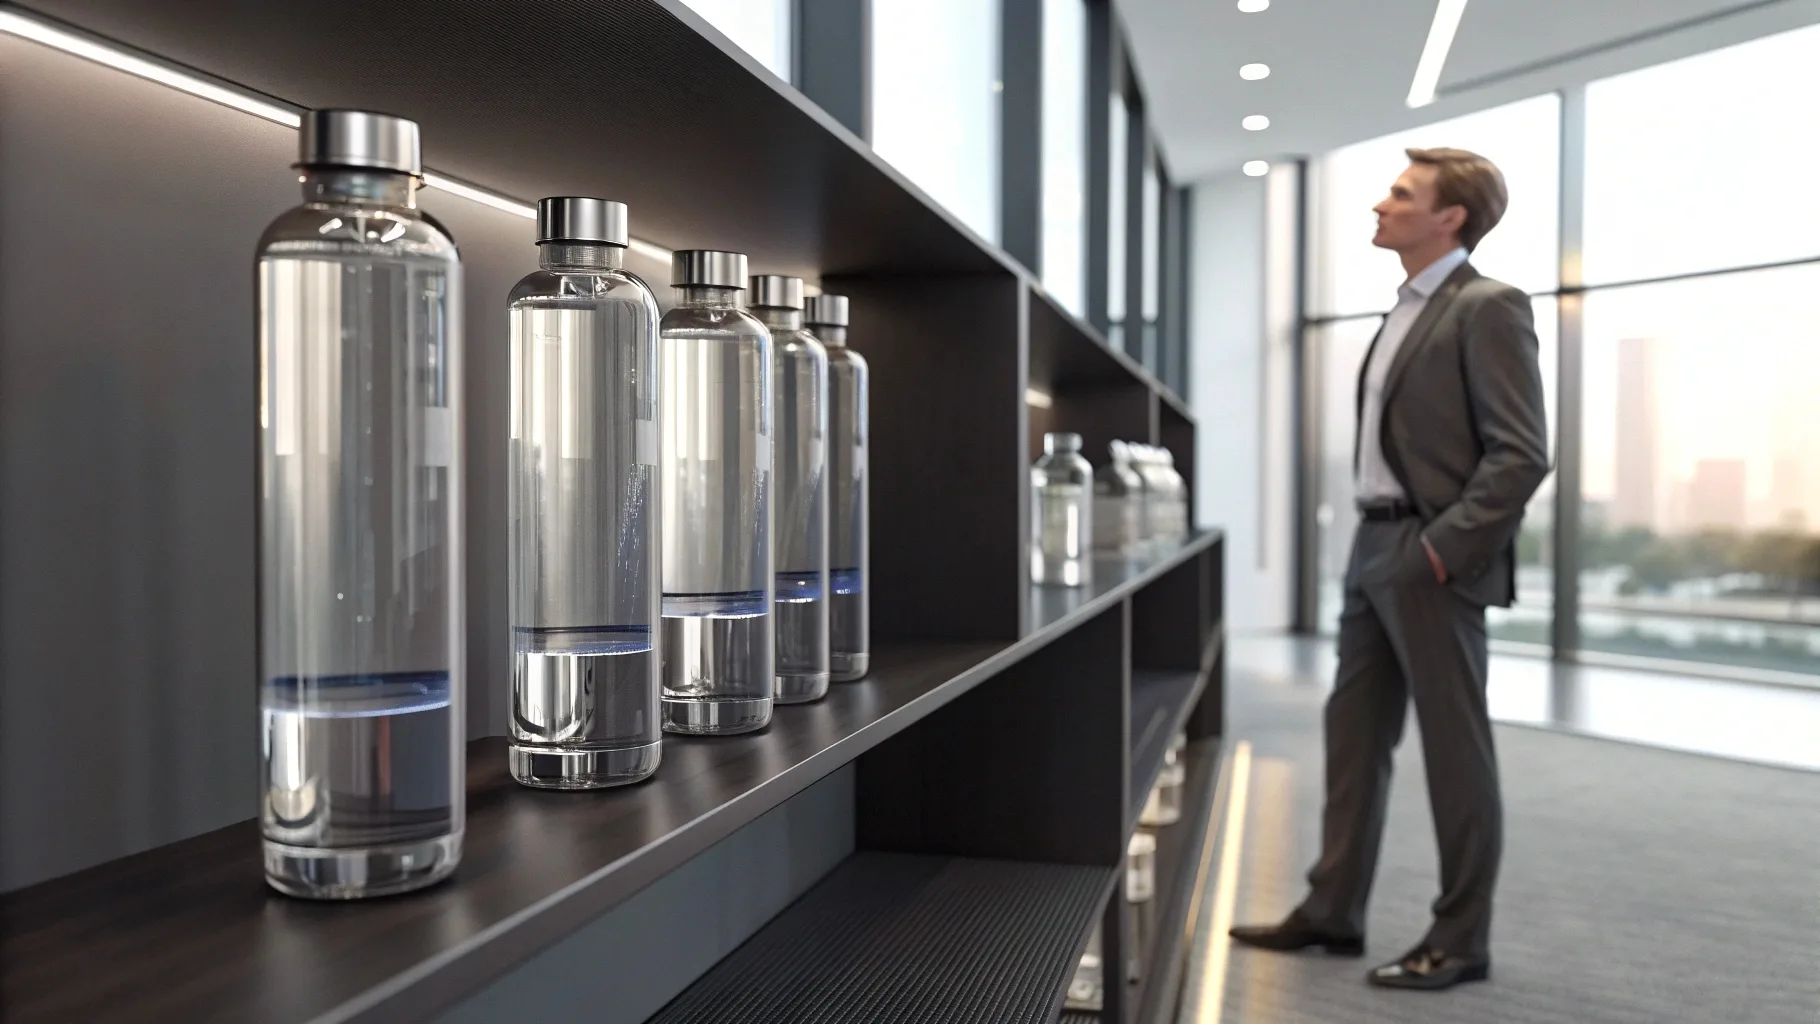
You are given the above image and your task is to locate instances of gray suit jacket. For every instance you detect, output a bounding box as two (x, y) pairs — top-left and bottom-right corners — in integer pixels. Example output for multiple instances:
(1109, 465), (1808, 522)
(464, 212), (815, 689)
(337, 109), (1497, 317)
(1354, 262), (1551, 607)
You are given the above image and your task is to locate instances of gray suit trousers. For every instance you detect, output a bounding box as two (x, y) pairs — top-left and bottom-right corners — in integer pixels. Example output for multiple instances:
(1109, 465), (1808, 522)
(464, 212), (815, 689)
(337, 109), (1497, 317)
(1298, 517), (1502, 958)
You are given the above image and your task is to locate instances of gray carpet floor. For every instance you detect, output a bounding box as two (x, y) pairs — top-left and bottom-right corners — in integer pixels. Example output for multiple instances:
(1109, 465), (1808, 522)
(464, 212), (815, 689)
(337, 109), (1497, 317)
(1180, 636), (1820, 1024)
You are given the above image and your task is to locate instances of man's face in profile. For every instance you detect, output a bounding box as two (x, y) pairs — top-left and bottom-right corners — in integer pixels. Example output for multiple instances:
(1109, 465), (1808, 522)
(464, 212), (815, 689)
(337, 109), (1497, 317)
(1371, 163), (1463, 253)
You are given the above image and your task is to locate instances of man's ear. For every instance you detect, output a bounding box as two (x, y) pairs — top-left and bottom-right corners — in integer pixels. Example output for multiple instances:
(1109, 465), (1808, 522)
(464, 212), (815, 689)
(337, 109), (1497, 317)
(1439, 204), (1468, 238)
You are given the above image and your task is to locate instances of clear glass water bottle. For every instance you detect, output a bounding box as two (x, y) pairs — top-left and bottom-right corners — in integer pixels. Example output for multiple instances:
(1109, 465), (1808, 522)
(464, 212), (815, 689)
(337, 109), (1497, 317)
(1094, 440), (1145, 558)
(507, 198), (662, 788)
(806, 294), (869, 682)
(1160, 448), (1190, 540)
(660, 252), (774, 734)
(256, 110), (464, 899)
(751, 276), (830, 704)
(1032, 432), (1093, 587)
(1133, 444), (1172, 550)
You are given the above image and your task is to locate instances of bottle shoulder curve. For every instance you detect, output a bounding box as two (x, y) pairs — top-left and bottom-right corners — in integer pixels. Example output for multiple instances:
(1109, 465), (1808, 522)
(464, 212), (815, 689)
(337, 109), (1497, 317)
(827, 346), (869, 372)
(256, 202), (459, 264)
(508, 268), (662, 315)
(660, 306), (773, 347)
(773, 328), (828, 363)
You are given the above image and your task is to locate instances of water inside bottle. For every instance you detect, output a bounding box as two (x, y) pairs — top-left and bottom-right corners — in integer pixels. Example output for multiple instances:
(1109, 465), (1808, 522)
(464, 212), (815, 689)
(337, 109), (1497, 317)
(262, 672), (455, 850)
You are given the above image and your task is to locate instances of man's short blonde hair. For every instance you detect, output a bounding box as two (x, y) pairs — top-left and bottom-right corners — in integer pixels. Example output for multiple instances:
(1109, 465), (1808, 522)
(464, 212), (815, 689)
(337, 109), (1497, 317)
(1405, 147), (1508, 252)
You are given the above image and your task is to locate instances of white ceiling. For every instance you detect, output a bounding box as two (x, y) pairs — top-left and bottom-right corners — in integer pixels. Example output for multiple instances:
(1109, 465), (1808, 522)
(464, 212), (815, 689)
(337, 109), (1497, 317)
(1119, 0), (1820, 182)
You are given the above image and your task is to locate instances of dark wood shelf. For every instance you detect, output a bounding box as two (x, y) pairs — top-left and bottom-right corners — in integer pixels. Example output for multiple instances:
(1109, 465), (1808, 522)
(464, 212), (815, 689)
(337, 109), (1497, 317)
(0, 536), (1221, 1024)
(1131, 738), (1221, 1024)
(646, 852), (1113, 1023)
(1028, 533), (1221, 639)
(17, 0), (1011, 279)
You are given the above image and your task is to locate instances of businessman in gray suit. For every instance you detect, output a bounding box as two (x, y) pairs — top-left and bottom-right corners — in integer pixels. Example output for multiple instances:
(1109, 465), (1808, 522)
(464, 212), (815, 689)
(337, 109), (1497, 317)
(1230, 147), (1551, 990)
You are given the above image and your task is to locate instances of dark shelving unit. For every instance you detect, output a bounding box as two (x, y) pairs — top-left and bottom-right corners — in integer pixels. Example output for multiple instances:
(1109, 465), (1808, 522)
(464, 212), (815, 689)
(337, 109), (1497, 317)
(648, 853), (1114, 1024)
(0, 2), (1218, 1022)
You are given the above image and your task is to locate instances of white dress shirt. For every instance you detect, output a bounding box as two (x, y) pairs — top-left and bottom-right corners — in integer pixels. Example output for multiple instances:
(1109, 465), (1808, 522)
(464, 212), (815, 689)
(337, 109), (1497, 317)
(1355, 247), (1470, 502)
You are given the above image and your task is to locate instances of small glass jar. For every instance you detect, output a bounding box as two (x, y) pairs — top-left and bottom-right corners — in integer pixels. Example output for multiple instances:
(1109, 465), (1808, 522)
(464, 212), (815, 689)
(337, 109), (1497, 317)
(1031, 432), (1093, 587)
(1140, 747), (1186, 827)
(1126, 830), (1157, 903)
(1064, 922), (1104, 1011)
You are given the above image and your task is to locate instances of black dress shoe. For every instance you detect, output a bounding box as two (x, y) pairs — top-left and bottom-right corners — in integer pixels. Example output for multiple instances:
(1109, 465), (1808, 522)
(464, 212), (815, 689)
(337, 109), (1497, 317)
(1228, 912), (1365, 956)
(1365, 946), (1490, 990)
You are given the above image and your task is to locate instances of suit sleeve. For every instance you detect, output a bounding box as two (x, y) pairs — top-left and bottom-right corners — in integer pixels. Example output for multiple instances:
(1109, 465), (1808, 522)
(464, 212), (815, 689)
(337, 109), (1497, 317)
(1422, 285), (1551, 582)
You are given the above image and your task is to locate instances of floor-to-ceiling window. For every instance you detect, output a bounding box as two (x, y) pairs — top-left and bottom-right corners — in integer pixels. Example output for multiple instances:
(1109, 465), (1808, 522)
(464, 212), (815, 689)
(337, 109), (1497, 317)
(1106, 90), (1131, 347)
(679, 0), (795, 80)
(1141, 151), (1162, 370)
(1571, 23), (1820, 680)
(871, 0), (1001, 243)
(1302, 23), (1820, 685)
(1305, 95), (1561, 639)
(1041, 0), (1089, 315)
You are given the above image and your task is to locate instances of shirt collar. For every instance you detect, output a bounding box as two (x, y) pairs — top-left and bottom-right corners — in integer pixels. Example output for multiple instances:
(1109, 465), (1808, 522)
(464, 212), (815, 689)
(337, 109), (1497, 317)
(1399, 247), (1470, 301)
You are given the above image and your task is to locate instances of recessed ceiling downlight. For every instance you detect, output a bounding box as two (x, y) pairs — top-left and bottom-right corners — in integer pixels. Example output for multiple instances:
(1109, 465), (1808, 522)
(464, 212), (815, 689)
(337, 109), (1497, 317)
(1242, 114), (1270, 131)
(1239, 63), (1270, 80)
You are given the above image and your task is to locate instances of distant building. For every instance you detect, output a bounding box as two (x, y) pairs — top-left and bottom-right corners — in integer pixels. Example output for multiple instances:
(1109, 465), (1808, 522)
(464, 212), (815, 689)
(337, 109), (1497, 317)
(1613, 338), (1659, 530)
(1769, 454), (1804, 531)
(1686, 458), (1748, 531)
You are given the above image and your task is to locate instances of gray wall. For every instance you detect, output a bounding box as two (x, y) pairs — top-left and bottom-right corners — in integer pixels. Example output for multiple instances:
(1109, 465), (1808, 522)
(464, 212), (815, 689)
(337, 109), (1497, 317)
(0, 36), (668, 891)
(1188, 168), (1296, 632)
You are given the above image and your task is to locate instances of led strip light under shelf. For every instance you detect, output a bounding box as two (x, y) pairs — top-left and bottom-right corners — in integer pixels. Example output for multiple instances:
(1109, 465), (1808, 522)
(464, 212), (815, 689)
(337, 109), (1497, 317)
(0, 6), (672, 263)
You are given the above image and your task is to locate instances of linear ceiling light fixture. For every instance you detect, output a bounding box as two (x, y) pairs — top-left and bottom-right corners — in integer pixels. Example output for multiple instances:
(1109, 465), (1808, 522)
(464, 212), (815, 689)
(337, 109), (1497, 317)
(1406, 0), (1469, 108)
(0, 6), (674, 262)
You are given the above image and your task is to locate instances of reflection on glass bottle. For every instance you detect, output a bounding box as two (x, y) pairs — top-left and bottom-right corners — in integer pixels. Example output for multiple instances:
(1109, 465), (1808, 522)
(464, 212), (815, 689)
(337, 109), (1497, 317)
(659, 252), (775, 734)
(1094, 439), (1146, 558)
(806, 294), (869, 681)
(751, 276), (830, 704)
(1032, 432), (1093, 587)
(507, 198), (662, 789)
(1131, 444), (1182, 548)
(256, 110), (464, 899)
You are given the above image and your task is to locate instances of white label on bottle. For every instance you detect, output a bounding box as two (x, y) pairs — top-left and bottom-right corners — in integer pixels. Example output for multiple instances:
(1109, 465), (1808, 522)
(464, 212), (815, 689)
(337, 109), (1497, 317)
(635, 418), (656, 466)
(421, 406), (453, 466)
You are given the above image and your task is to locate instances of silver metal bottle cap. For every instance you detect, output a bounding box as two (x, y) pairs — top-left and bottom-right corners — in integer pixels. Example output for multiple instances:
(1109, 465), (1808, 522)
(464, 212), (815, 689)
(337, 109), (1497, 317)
(536, 198), (629, 246)
(297, 109), (421, 175)
(672, 251), (748, 288)
(804, 294), (850, 326)
(748, 275), (805, 310)
(1045, 432), (1083, 452)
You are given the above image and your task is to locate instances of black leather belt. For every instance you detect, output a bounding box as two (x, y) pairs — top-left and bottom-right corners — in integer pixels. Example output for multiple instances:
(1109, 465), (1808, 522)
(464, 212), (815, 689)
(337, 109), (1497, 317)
(1357, 500), (1418, 522)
